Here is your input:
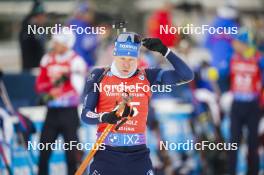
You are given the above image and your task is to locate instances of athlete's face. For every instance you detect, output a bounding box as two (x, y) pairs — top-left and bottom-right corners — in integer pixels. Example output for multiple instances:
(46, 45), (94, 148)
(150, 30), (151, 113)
(53, 41), (69, 55)
(114, 56), (138, 76)
(232, 40), (249, 54)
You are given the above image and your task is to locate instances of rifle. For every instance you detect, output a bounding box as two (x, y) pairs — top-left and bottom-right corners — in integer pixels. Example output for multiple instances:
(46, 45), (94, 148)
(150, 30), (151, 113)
(112, 20), (127, 34)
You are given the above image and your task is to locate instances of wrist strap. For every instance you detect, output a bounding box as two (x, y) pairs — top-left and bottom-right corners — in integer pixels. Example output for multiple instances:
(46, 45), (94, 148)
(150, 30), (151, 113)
(164, 48), (170, 57)
(99, 112), (107, 123)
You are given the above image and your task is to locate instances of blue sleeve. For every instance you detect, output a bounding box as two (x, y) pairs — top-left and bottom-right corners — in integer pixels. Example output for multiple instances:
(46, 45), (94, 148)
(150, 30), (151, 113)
(258, 56), (264, 70)
(145, 50), (194, 85)
(81, 68), (104, 125)
(258, 56), (264, 85)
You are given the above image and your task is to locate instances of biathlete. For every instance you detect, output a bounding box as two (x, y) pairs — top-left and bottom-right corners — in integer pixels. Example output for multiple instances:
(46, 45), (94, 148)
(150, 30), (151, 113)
(228, 29), (264, 175)
(81, 32), (194, 175)
(36, 28), (87, 175)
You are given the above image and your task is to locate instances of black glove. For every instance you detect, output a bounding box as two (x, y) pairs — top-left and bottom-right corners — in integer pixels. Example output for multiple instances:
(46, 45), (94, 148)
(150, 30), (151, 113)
(53, 74), (69, 87)
(38, 94), (54, 105)
(100, 104), (134, 124)
(142, 38), (168, 56)
(100, 111), (120, 124)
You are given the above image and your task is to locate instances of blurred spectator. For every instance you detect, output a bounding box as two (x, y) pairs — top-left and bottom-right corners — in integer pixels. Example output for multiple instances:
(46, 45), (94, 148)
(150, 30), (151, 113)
(35, 27), (87, 175)
(146, 2), (180, 48)
(67, 2), (98, 67)
(228, 28), (264, 175)
(194, 61), (220, 94)
(19, 0), (47, 71)
(205, 5), (239, 92)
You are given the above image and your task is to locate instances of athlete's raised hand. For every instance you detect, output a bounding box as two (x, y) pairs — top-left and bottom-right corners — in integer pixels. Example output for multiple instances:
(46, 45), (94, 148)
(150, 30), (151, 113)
(142, 38), (168, 56)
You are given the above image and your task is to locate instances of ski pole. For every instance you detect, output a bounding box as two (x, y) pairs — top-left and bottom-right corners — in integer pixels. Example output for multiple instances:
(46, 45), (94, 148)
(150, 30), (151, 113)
(74, 124), (114, 175)
(75, 93), (132, 175)
(0, 142), (12, 175)
(0, 80), (28, 132)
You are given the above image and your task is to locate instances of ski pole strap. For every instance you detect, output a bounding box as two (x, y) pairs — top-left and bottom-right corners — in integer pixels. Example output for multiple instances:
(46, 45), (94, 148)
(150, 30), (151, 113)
(97, 132), (146, 146)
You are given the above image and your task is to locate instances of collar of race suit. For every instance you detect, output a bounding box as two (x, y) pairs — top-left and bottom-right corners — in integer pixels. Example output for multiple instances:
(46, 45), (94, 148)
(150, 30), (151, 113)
(110, 60), (138, 79)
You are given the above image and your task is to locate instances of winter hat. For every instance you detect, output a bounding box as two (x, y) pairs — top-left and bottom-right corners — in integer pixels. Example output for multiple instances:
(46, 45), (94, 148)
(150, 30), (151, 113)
(52, 27), (76, 49)
(113, 32), (141, 58)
